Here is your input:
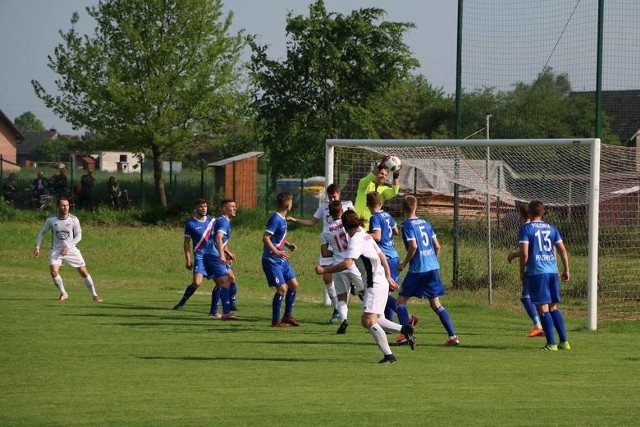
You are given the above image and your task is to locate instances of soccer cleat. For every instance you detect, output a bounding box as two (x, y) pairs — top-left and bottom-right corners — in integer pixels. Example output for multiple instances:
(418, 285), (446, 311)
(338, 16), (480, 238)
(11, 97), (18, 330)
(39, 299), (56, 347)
(208, 313), (222, 319)
(444, 335), (460, 346)
(558, 341), (571, 350)
(410, 315), (419, 327)
(527, 326), (545, 337)
(58, 292), (69, 302)
(272, 321), (288, 327)
(281, 315), (300, 327)
(395, 334), (408, 345)
(541, 344), (558, 351)
(336, 320), (349, 334)
(401, 324), (416, 350)
(328, 309), (340, 324)
(357, 290), (365, 301)
(92, 295), (103, 302)
(221, 313), (240, 321)
(349, 284), (357, 295)
(378, 354), (397, 364)
(173, 302), (185, 310)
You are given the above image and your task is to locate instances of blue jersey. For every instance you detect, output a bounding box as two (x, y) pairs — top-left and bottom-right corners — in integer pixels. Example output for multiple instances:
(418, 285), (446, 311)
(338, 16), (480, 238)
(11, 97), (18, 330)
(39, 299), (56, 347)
(262, 212), (288, 262)
(184, 216), (215, 255)
(204, 215), (231, 258)
(369, 210), (398, 260)
(401, 217), (440, 273)
(518, 220), (563, 276)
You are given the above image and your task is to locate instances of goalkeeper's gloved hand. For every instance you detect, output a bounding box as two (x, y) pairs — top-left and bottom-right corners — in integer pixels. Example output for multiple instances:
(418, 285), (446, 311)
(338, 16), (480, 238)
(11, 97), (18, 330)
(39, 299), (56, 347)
(377, 155), (391, 170)
(393, 171), (400, 179)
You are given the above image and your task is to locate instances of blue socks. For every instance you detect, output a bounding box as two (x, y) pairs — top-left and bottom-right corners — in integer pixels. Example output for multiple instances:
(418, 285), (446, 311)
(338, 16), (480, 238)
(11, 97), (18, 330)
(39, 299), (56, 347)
(435, 306), (455, 337)
(521, 296), (540, 326)
(550, 309), (568, 343)
(396, 303), (411, 326)
(541, 311), (556, 345)
(385, 295), (397, 321)
(220, 287), (231, 315)
(210, 286), (221, 315)
(272, 293), (283, 323)
(285, 289), (296, 316)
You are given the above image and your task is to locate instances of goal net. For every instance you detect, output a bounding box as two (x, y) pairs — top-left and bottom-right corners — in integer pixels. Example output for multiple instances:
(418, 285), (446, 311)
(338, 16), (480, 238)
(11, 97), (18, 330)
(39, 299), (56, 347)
(326, 138), (640, 329)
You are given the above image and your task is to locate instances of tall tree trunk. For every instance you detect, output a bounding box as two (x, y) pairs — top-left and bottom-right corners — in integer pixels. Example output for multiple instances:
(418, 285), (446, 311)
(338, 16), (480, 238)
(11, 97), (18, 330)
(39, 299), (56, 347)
(151, 144), (167, 207)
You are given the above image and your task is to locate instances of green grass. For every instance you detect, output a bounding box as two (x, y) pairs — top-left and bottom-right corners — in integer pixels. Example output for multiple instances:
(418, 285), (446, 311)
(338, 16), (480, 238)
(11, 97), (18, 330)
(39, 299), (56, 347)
(1, 220), (639, 426)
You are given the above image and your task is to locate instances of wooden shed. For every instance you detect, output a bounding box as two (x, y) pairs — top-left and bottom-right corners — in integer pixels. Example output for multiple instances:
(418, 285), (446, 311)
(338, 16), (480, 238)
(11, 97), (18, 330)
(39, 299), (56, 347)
(209, 151), (264, 208)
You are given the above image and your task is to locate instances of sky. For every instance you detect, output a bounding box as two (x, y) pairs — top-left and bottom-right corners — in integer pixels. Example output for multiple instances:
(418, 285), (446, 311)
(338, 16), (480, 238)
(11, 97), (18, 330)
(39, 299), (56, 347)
(0, 0), (457, 135)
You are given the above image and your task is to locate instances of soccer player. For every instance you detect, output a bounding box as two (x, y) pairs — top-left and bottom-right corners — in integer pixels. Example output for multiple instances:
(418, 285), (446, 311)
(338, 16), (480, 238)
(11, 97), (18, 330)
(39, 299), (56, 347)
(203, 199), (239, 320)
(33, 196), (101, 302)
(173, 199), (215, 311)
(287, 183), (354, 324)
(319, 200), (362, 334)
(367, 191), (418, 343)
(262, 192), (301, 327)
(518, 200), (571, 351)
(397, 195), (460, 346)
(354, 155), (400, 229)
(316, 210), (415, 364)
(507, 204), (544, 337)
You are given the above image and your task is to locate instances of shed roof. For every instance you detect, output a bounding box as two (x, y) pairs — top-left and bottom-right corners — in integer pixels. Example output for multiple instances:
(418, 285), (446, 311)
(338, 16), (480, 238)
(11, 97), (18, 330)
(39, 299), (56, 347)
(208, 151), (264, 167)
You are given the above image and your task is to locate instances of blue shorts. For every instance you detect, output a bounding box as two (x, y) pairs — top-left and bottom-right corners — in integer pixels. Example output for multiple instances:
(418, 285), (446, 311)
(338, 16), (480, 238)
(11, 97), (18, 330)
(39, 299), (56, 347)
(262, 258), (297, 287)
(203, 255), (230, 279)
(387, 257), (400, 284)
(193, 254), (207, 277)
(400, 270), (445, 300)
(527, 273), (561, 305)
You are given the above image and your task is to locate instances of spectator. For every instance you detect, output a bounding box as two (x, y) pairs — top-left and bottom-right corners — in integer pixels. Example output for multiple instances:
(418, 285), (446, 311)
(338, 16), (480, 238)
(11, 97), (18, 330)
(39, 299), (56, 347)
(2, 172), (18, 203)
(78, 167), (95, 209)
(107, 176), (121, 208)
(51, 164), (69, 198)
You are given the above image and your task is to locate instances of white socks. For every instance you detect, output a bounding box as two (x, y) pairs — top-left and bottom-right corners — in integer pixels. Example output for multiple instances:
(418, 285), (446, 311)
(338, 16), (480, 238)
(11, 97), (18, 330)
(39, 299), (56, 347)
(377, 317), (402, 333)
(53, 275), (67, 295)
(368, 324), (393, 355)
(337, 300), (348, 322)
(83, 275), (97, 297)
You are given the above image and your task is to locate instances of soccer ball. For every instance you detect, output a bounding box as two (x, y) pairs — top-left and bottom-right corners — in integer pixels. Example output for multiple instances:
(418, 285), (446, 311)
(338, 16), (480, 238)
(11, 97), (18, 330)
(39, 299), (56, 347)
(384, 155), (402, 173)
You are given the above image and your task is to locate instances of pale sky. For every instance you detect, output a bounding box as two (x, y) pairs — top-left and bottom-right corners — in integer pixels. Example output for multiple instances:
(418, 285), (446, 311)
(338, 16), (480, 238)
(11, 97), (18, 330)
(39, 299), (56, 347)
(0, 0), (457, 135)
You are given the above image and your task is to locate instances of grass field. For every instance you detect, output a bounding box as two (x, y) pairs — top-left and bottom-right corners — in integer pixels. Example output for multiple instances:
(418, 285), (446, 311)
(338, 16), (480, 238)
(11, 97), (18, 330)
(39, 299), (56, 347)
(1, 219), (639, 426)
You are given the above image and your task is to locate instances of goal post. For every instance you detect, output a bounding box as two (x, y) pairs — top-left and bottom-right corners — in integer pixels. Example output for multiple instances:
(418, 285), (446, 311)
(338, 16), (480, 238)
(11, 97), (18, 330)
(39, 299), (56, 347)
(326, 138), (602, 330)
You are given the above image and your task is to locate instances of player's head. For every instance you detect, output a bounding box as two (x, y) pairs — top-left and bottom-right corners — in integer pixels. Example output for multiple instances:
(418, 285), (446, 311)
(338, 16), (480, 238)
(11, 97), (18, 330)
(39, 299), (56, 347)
(402, 195), (418, 215)
(193, 198), (208, 216)
(341, 209), (364, 233)
(328, 200), (343, 219)
(57, 196), (71, 215)
(37, 171), (44, 178)
(326, 183), (341, 201)
(374, 167), (389, 185)
(221, 199), (237, 218)
(276, 192), (293, 211)
(528, 200), (545, 218)
(366, 191), (382, 212)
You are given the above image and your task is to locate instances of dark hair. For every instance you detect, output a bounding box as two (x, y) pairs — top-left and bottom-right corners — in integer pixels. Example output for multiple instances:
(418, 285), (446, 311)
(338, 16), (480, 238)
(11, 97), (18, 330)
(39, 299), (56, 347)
(326, 183), (340, 196)
(403, 195), (417, 213)
(517, 204), (528, 220)
(328, 200), (343, 218)
(57, 196), (71, 206)
(366, 191), (382, 209)
(276, 192), (293, 210)
(220, 198), (234, 207)
(341, 209), (364, 230)
(528, 200), (545, 218)
(194, 198), (207, 206)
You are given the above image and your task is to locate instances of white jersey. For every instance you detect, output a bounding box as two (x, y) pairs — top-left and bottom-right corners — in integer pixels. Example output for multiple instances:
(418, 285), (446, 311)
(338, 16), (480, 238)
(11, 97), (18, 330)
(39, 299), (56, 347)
(320, 218), (361, 279)
(313, 200), (354, 228)
(344, 229), (386, 290)
(35, 214), (82, 251)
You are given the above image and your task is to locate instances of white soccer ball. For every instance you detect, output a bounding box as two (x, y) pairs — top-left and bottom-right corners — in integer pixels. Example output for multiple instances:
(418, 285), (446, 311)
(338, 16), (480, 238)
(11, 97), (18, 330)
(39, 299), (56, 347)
(384, 155), (402, 173)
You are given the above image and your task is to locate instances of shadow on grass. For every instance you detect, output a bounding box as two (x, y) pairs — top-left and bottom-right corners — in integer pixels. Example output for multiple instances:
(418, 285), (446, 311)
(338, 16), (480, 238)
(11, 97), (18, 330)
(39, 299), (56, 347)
(137, 355), (342, 363)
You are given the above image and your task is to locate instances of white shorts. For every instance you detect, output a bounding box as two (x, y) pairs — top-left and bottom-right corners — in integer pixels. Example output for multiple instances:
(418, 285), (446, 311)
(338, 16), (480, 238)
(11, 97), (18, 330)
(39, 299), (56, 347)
(50, 247), (86, 268)
(361, 283), (389, 315)
(318, 256), (334, 266)
(333, 271), (352, 294)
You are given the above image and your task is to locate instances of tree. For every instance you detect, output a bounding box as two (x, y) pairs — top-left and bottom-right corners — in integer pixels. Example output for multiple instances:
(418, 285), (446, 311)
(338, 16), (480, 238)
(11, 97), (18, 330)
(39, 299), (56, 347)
(32, 0), (245, 206)
(14, 111), (46, 132)
(248, 0), (418, 178)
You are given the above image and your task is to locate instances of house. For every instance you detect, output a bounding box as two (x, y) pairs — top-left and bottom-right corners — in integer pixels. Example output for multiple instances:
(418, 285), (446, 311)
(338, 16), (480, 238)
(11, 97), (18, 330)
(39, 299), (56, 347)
(17, 129), (59, 166)
(0, 109), (24, 172)
(71, 151), (144, 173)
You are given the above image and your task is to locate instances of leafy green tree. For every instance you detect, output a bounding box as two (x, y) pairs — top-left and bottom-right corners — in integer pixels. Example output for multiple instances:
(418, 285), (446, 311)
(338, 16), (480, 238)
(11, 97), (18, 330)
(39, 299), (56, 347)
(248, 0), (418, 178)
(14, 111), (46, 132)
(32, 0), (245, 206)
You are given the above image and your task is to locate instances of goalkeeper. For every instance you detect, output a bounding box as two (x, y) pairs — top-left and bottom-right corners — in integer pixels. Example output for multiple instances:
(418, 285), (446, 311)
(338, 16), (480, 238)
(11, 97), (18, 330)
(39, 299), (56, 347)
(354, 155), (400, 229)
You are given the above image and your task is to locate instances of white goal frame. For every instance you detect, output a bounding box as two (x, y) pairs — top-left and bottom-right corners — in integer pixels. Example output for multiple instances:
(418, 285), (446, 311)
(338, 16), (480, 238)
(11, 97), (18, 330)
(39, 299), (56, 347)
(326, 138), (601, 331)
